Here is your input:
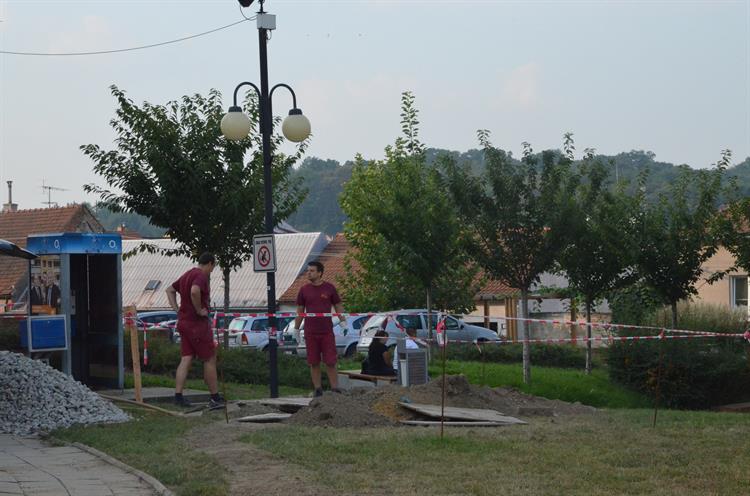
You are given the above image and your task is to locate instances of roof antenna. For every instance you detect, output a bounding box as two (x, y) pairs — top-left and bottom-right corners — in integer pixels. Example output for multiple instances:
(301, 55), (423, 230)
(41, 179), (69, 208)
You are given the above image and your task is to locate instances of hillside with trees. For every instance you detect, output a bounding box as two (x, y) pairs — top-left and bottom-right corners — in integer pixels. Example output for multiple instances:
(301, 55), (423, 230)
(288, 150), (750, 235)
(93, 151), (749, 237)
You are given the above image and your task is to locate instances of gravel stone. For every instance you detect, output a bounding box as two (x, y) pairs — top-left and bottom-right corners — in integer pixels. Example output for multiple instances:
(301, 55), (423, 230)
(0, 351), (130, 435)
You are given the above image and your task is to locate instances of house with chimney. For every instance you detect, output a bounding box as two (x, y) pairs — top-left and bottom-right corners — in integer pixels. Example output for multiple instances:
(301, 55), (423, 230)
(0, 182), (105, 309)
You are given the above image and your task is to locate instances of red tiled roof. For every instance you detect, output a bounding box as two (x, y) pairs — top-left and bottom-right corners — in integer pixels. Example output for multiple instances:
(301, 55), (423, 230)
(0, 205), (104, 298)
(476, 277), (518, 299)
(278, 233), (518, 304)
(113, 227), (143, 240)
(279, 233), (354, 303)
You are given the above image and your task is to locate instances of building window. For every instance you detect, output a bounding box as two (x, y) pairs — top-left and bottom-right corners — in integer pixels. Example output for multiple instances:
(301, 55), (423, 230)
(144, 280), (161, 291)
(731, 276), (748, 310)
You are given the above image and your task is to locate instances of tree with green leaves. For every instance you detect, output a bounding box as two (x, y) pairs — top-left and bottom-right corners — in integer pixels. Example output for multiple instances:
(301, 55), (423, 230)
(442, 131), (575, 384)
(633, 152), (729, 328)
(82, 85), (307, 328)
(339, 92), (480, 326)
(715, 151), (750, 273)
(721, 197), (750, 272)
(555, 148), (639, 373)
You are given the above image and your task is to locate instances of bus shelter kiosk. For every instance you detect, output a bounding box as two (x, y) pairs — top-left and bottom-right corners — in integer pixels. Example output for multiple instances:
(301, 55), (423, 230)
(25, 233), (124, 389)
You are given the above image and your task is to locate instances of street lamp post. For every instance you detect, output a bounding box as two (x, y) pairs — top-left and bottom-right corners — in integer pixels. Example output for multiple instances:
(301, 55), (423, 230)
(221, 0), (311, 398)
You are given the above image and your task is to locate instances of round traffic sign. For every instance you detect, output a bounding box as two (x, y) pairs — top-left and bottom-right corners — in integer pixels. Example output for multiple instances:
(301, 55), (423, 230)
(257, 245), (271, 268)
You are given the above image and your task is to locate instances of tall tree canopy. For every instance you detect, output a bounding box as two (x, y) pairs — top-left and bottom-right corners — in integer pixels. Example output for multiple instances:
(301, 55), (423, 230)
(633, 152), (729, 327)
(555, 149), (639, 372)
(339, 92), (480, 319)
(442, 131), (576, 384)
(82, 85), (307, 314)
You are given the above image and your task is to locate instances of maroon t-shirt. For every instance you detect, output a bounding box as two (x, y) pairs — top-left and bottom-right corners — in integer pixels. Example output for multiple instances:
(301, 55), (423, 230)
(172, 268), (210, 332)
(296, 282), (341, 335)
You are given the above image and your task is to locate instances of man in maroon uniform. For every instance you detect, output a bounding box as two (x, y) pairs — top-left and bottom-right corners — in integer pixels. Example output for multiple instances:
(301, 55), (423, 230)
(166, 252), (224, 408)
(295, 261), (345, 396)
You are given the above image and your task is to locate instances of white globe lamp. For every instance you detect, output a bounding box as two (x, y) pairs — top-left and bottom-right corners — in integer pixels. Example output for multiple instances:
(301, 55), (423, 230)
(281, 109), (311, 142)
(221, 106), (252, 141)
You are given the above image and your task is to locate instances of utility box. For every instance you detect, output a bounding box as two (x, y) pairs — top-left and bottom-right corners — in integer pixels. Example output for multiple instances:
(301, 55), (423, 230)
(25, 233), (123, 389)
(395, 339), (429, 387)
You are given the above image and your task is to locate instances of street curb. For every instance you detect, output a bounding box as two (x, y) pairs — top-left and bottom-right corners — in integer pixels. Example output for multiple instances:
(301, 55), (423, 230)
(70, 441), (175, 496)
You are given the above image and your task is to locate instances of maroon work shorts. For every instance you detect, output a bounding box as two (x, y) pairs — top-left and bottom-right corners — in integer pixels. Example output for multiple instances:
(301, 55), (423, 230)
(305, 332), (337, 367)
(178, 320), (216, 361)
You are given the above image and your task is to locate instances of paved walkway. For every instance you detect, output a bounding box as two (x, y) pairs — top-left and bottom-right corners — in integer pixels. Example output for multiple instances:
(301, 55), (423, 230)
(0, 435), (157, 495)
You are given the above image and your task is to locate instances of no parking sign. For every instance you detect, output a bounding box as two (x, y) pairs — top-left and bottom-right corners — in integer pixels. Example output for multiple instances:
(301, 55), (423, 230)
(253, 234), (277, 273)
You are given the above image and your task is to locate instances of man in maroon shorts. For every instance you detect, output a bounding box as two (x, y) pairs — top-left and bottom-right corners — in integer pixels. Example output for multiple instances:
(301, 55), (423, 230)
(165, 252), (224, 408)
(295, 261), (345, 397)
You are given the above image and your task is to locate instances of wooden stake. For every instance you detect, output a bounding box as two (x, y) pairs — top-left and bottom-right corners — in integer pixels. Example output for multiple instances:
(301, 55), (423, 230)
(652, 331), (665, 428)
(124, 305), (142, 403)
(99, 393), (182, 417)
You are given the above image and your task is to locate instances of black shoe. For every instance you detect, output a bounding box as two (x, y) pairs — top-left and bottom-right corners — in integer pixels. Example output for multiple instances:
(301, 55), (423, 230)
(313, 388), (324, 397)
(174, 395), (192, 408)
(208, 396), (226, 410)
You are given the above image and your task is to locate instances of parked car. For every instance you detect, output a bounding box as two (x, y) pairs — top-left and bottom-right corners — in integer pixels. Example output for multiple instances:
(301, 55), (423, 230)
(292, 315), (369, 358)
(138, 310), (177, 327)
(123, 310), (177, 340)
(144, 312), (234, 344)
(356, 309), (501, 355)
(230, 316), (295, 350)
(149, 319), (179, 342)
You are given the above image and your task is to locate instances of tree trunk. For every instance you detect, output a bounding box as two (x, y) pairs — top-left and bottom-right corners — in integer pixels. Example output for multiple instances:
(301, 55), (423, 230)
(520, 288), (531, 385)
(223, 267), (230, 349)
(570, 300), (578, 345)
(585, 298), (593, 375)
(670, 301), (678, 329)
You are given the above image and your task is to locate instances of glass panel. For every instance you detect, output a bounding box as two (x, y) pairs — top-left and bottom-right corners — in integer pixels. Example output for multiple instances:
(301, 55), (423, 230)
(733, 276), (748, 307)
(251, 318), (268, 330)
(445, 317), (460, 330)
(228, 319), (245, 330)
(353, 317), (367, 330)
(396, 314), (421, 330)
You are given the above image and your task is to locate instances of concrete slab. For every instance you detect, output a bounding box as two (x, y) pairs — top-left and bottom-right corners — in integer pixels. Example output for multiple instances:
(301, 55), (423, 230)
(399, 403), (527, 425)
(236, 413), (292, 423)
(251, 397), (312, 413)
(402, 420), (522, 427)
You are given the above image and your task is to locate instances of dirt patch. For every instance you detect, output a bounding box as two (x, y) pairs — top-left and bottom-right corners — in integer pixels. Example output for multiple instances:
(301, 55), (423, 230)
(286, 375), (596, 428)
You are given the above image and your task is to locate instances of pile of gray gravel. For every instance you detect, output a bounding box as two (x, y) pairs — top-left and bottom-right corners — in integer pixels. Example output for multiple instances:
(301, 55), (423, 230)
(0, 351), (129, 435)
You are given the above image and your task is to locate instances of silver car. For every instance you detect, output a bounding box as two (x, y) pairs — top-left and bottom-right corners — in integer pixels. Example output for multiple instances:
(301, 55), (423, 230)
(230, 316), (295, 350)
(356, 309), (501, 354)
(290, 315), (369, 358)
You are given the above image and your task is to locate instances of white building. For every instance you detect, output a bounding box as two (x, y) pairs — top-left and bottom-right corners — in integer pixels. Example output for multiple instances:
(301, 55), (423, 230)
(121, 233), (328, 310)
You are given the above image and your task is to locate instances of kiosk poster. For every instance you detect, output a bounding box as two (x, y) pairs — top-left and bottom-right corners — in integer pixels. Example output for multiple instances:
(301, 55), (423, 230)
(30, 255), (61, 315)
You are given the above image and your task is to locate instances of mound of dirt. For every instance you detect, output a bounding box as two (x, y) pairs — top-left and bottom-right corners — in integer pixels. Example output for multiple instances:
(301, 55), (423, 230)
(286, 375), (596, 428)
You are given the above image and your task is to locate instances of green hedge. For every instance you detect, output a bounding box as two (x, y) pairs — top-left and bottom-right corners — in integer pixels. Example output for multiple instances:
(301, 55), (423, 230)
(445, 343), (587, 369)
(607, 303), (750, 409)
(124, 330), (314, 389)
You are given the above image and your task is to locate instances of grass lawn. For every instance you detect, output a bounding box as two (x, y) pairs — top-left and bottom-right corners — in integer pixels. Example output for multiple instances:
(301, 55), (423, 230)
(52, 406), (225, 496)
(241, 409), (750, 496)
(338, 357), (650, 409)
(126, 373), (308, 399)
(429, 360), (651, 409)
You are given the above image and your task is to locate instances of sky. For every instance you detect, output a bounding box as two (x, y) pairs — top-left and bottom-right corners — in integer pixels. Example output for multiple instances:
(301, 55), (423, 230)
(1, 0), (748, 209)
